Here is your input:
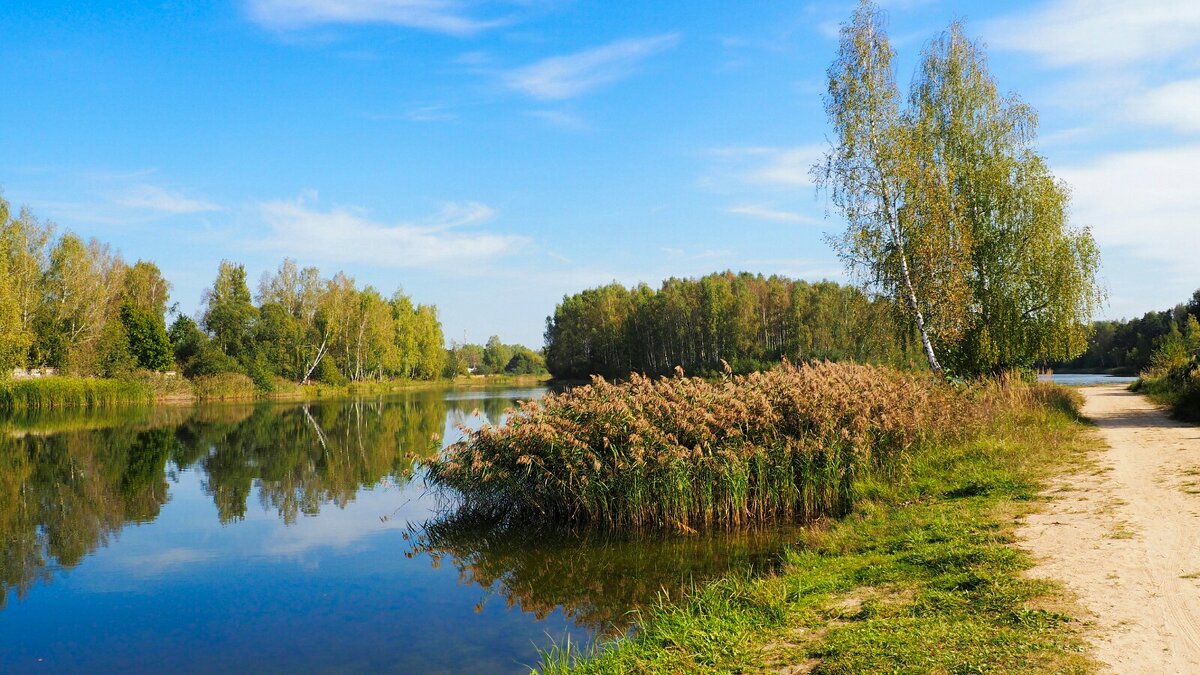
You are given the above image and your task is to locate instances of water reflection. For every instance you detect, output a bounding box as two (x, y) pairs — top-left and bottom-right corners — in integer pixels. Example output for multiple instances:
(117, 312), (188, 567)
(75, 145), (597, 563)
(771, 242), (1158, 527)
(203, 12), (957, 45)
(0, 387), (799, 673)
(410, 512), (797, 636)
(0, 392), (453, 607)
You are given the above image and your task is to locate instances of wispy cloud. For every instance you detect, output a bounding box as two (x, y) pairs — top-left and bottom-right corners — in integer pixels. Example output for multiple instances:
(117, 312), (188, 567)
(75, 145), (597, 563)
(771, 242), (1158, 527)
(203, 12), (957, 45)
(727, 204), (819, 225)
(1131, 78), (1200, 133)
(243, 0), (517, 36)
(117, 547), (216, 577)
(986, 0), (1200, 67)
(116, 184), (223, 214)
(527, 109), (590, 131)
(253, 194), (525, 268)
(703, 144), (824, 190)
(504, 33), (681, 100)
(1059, 144), (1200, 270)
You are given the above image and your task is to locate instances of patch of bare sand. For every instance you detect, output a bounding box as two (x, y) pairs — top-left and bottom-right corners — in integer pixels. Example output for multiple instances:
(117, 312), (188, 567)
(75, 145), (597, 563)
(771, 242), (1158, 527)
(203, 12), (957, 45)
(1020, 384), (1200, 673)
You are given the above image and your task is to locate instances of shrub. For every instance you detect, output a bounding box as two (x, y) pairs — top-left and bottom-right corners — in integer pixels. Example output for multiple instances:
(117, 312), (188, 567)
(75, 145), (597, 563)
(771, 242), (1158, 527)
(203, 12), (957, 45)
(429, 362), (963, 530)
(192, 372), (258, 401)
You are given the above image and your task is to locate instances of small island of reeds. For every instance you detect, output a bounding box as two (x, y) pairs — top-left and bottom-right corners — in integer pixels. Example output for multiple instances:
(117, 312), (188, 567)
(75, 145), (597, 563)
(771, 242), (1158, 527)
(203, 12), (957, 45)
(429, 361), (970, 530)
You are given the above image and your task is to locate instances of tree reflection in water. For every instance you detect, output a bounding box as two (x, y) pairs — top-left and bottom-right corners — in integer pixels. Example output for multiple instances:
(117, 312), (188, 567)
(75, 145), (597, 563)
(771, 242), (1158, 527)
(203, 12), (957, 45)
(409, 511), (799, 635)
(0, 391), (451, 606)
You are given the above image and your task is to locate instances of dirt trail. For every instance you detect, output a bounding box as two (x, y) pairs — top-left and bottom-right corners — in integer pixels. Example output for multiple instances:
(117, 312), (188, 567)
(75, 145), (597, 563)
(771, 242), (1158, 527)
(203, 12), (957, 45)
(1021, 384), (1200, 673)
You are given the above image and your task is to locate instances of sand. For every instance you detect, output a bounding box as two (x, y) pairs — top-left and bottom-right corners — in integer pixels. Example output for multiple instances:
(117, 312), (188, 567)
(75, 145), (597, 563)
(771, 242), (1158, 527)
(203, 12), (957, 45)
(1021, 384), (1200, 673)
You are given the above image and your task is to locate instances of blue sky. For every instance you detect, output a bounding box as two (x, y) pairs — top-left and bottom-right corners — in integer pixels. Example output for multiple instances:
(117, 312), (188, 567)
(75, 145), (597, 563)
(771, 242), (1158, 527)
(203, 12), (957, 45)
(2, 0), (1198, 348)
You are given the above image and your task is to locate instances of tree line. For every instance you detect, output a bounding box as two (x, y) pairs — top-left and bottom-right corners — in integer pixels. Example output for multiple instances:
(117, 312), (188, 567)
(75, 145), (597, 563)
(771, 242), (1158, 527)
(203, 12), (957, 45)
(444, 335), (547, 377)
(543, 272), (921, 379)
(170, 258), (447, 387)
(0, 197), (174, 376)
(0, 196), (457, 387)
(1055, 290), (1200, 373)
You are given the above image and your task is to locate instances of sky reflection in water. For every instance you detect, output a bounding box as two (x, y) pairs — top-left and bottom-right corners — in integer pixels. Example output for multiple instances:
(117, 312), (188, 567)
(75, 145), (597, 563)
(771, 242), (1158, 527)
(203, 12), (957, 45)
(0, 387), (797, 674)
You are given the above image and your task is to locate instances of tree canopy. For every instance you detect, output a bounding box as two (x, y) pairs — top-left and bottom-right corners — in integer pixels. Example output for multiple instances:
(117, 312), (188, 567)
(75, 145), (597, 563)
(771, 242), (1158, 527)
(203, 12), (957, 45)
(816, 2), (1102, 377)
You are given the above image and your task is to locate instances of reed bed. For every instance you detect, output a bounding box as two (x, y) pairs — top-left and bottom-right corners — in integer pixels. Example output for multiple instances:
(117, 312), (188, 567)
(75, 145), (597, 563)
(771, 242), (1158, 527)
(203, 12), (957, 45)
(192, 372), (259, 401)
(428, 362), (965, 530)
(0, 377), (153, 411)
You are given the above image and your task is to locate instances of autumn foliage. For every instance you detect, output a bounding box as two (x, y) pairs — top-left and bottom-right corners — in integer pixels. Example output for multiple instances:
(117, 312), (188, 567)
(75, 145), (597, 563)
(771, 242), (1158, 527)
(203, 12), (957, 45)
(429, 362), (964, 530)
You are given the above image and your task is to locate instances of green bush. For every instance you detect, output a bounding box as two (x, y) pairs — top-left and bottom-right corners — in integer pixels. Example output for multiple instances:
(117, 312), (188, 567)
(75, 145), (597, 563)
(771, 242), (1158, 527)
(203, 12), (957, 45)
(192, 372), (258, 401)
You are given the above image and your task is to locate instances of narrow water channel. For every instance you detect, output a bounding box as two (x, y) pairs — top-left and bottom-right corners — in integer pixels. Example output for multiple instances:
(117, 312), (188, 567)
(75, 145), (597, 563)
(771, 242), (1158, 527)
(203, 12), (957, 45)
(0, 387), (798, 674)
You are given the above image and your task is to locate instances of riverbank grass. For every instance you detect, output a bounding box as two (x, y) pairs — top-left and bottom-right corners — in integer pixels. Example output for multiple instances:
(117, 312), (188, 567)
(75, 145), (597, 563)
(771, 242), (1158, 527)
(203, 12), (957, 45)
(0, 377), (153, 410)
(1133, 363), (1200, 422)
(537, 381), (1098, 673)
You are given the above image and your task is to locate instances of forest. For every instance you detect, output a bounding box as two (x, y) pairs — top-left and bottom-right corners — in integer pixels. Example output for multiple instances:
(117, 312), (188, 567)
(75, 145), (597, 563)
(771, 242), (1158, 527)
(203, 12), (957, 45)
(543, 272), (921, 379)
(1055, 290), (1200, 373)
(0, 196), (458, 390)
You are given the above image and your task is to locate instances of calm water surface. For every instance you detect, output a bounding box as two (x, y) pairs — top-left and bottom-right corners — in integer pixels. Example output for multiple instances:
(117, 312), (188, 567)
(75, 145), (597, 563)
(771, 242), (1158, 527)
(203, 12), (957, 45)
(0, 387), (798, 674)
(1039, 373), (1138, 386)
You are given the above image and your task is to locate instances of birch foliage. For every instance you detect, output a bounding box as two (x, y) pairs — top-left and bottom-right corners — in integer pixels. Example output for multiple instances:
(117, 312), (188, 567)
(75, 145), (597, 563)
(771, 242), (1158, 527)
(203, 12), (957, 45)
(817, 2), (1101, 376)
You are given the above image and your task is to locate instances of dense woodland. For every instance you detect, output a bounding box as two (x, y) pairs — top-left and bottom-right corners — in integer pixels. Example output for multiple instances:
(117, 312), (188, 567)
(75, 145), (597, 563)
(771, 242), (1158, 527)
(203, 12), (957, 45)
(1057, 290), (1200, 373)
(0, 197), (458, 388)
(543, 272), (920, 379)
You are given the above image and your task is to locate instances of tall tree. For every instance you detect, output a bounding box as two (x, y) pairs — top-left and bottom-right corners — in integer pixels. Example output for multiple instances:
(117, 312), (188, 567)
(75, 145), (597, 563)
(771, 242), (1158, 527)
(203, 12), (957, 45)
(202, 261), (257, 361)
(122, 261), (171, 318)
(815, 2), (1100, 376)
(907, 24), (1102, 373)
(815, 1), (964, 375)
(0, 255), (28, 372)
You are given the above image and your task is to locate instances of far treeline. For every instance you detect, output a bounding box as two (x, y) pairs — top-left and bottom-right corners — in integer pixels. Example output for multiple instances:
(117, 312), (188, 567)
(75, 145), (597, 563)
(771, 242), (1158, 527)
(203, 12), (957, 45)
(1055, 290), (1200, 374)
(0, 195), (542, 395)
(543, 273), (921, 379)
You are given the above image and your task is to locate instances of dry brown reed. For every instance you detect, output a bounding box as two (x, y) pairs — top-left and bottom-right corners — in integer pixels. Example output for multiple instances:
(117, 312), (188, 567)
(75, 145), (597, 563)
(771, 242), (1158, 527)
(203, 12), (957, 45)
(428, 362), (966, 530)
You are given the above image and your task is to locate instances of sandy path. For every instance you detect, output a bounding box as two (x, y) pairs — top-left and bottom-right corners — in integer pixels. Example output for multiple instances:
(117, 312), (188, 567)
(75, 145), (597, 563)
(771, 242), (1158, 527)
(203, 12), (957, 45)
(1021, 384), (1200, 673)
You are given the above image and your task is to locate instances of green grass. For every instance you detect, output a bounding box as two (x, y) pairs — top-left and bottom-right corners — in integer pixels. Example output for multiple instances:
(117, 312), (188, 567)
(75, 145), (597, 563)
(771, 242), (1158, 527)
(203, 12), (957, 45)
(192, 372), (259, 401)
(0, 377), (153, 411)
(538, 385), (1098, 674)
(1133, 366), (1200, 422)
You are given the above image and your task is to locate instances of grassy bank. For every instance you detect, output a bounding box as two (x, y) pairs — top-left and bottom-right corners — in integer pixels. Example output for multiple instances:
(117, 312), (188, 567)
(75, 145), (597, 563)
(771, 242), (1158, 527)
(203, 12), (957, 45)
(0, 372), (552, 410)
(533, 380), (1098, 673)
(1132, 362), (1200, 422)
(0, 377), (154, 411)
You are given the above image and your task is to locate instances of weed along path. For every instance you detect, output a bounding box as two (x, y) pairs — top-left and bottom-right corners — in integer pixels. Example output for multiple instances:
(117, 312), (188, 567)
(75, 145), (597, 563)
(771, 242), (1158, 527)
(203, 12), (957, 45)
(1022, 384), (1200, 673)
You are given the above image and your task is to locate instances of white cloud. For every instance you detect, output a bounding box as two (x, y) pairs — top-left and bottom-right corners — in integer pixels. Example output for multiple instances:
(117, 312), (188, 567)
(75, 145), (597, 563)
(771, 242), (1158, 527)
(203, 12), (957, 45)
(244, 0), (513, 36)
(117, 547), (215, 577)
(1059, 144), (1200, 270)
(704, 144), (824, 190)
(116, 184), (222, 214)
(727, 204), (820, 225)
(1132, 78), (1200, 133)
(254, 195), (525, 268)
(987, 0), (1200, 67)
(527, 109), (590, 130)
(504, 33), (680, 100)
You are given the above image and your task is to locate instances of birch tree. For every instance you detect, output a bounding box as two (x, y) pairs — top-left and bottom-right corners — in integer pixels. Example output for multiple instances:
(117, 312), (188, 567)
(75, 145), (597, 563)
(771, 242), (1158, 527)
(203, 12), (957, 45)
(814, 1), (966, 375)
(815, 2), (1101, 376)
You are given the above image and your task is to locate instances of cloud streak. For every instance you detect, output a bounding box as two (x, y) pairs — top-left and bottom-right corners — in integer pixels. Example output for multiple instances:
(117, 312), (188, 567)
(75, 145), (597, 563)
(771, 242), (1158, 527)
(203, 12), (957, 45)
(244, 0), (514, 36)
(987, 0), (1200, 67)
(254, 195), (525, 268)
(727, 204), (819, 225)
(1132, 78), (1200, 133)
(1059, 144), (1200, 269)
(504, 34), (681, 100)
(116, 184), (223, 214)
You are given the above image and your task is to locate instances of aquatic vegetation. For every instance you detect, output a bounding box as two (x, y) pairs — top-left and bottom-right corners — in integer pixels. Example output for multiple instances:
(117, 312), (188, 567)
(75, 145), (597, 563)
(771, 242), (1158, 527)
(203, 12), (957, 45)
(0, 377), (152, 411)
(429, 362), (965, 530)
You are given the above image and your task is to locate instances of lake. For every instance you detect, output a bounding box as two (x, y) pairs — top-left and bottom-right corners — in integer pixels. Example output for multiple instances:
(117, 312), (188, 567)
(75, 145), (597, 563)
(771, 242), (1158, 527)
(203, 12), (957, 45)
(0, 387), (798, 674)
(1039, 373), (1139, 387)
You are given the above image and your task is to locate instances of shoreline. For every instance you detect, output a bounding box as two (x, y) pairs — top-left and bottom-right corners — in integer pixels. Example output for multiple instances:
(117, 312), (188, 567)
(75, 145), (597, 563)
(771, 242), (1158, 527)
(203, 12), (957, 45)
(0, 373), (553, 411)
